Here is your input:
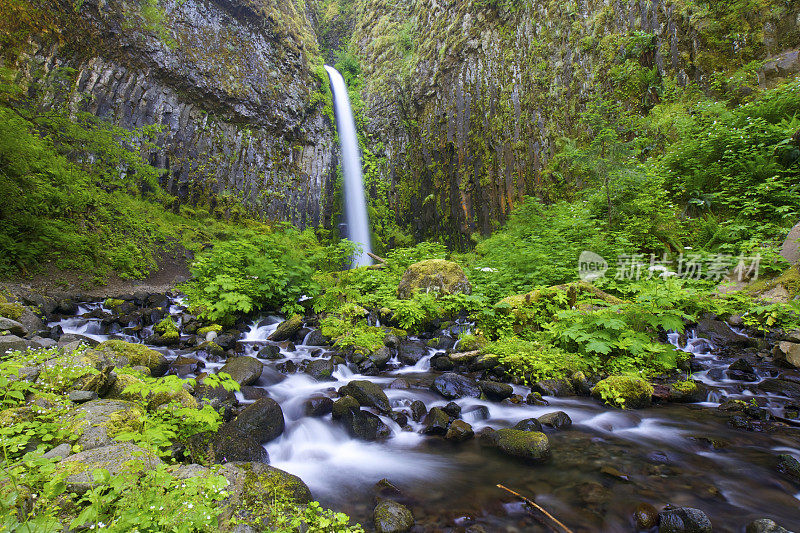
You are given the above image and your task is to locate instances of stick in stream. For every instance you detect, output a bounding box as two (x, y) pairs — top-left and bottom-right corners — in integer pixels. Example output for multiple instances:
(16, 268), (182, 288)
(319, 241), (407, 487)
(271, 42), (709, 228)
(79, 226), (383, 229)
(496, 484), (574, 533)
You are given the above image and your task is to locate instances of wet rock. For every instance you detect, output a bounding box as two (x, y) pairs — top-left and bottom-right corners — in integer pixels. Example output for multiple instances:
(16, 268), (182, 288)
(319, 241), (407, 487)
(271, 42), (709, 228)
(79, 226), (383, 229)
(571, 371), (592, 396)
(304, 396), (334, 417)
(445, 420), (474, 441)
(305, 358), (335, 381)
(346, 409), (391, 441)
(358, 359), (379, 376)
(478, 380), (513, 401)
(396, 259), (471, 300)
(398, 340), (428, 366)
(532, 379), (575, 397)
(727, 358), (759, 381)
(370, 347), (392, 369)
(513, 418), (543, 432)
(469, 354), (499, 371)
(462, 405), (490, 421)
(759, 378), (800, 398)
(70, 399), (145, 451)
(746, 518), (792, 533)
(373, 498), (415, 533)
(303, 329), (329, 347)
(69, 390), (99, 403)
(257, 345), (282, 360)
(634, 502), (658, 529)
(538, 411), (572, 430)
(187, 429), (269, 464)
(268, 315), (303, 342)
(384, 333), (401, 348)
(431, 372), (480, 399)
(431, 355), (455, 371)
(409, 400), (427, 422)
(170, 356), (203, 377)
(600, 465), (629, 481)
(194, 341), (226, 359)
(728, 414), (755, 431)
(422, 407), (451, 435)
(773, 341), (800, 369)
(776, 453), (800, 482)
(669, 381), (705, 403)
(696, 318), (756, 347)
(525, 392), (549, 406)
(657, 505), (712, 533)
(340, 380), (392, 413)
(0, 317), (27, 336)
(240, 386), (270, 401)
(494, 429), (550, 462)
(219, 356), (263, 386)
(389, 411), (408, 427)
(332, 395), (361, 420)
(389, 378), (409, 389)
(57, 443), (162, 493)
(441, 401), (461, 418)
(275, 360), (297, 374)
(90, 340), (169, 376)
(227, 398), (284, 444)
(477, 427), (498, 447)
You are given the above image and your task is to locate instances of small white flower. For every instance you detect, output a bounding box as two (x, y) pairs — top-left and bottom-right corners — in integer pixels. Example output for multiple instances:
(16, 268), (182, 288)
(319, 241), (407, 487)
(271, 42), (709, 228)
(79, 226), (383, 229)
(187, 503), (194, 509)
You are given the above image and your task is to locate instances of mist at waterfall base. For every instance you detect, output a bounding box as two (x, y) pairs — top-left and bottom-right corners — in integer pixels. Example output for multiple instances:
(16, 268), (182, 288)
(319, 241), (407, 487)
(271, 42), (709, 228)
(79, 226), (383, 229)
(325, 65), (373, 268)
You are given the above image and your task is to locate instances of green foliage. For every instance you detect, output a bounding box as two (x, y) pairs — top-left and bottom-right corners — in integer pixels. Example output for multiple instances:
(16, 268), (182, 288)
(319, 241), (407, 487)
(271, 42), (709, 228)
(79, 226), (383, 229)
(269, 500), (364, 533)
(482, 337), (588, 384)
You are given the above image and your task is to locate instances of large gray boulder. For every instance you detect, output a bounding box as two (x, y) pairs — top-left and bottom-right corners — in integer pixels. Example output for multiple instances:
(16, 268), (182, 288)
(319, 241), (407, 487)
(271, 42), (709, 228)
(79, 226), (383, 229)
(69, 399), (145, 451)
(0, 317), (27, 337)
(780, 219), (800, 264)
(431, 373), (480, 400)
(57, 443), (162, 493)
(219, 356), (263, 386)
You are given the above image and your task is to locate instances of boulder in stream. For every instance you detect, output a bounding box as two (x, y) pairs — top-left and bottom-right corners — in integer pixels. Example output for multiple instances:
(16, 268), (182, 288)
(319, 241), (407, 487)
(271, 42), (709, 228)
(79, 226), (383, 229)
(592, 375), (653, 409)
(431, 372), (481, 399)
(493, 429), (550, 462)
(398, 339), (428, 365)
(219, 356), (263, 386)
(773, 341), (800, 369)
(89, 340), (169, 376)
(657, 505), (712, 533)
(514, 418), (543, 432)
(226, 397), (284, 444)
(268, 315), (303, 342)
(421, 407), (450, 435)
(538, 411), (572, 430)
(746, 518), (792, 533)
(478, 380), (513, 401)
(695, 318), (756, 348)
(304, 396), (334, 417)
(305, 357), (335, 381)
(345, 409), (391, 441)
(445, 420), (474, 441)
(531, 378), (575, 397)
(339, 380), (392, 413)
(776, 453), (800, 482)
(373, 498), (415, 533)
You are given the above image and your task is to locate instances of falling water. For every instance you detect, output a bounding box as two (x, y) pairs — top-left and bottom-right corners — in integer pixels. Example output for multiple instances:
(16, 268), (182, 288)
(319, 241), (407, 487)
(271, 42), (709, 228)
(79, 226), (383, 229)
(324, 65), (373, 267)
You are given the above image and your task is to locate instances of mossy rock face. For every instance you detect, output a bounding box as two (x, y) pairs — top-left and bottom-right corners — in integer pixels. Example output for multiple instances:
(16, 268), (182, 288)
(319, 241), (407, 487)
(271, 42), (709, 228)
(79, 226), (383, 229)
(374, 499), (415, 533)
(69, 399), (145, 451)
(669, 380), (703, 403)
(105, 373), (197, 410)
(57, 443), (162, 493)
(197, 324), (223, 336)
(268, 315), (303, 342)
(494, 429), (551, 462)
(90, 340), (169, 376)
(592, 375), (654, 409)
(396, 259), (471, 299)
(457, 333), (486, 352)
(0, 302), (26, 320)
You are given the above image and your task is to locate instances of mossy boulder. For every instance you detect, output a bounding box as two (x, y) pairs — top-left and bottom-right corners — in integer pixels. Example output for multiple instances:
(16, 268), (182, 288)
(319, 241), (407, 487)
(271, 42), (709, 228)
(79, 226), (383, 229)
(494, 429), (550, 462)
(186, 429), (269, 465)
(68, 399), (145, 451)
(396, 259), (471, 299)
(339, 380), (391, 413)
(197, 324), (223, 336)
(57, 443), (162, 493)
(0, 302), (27, 320)
(150, 317), (180, 346)
(592, 375), (654, 409)
(269, 315), (303, 341)
(374, 499), (415, 533)
(219, 356), (264, 386)
(105, 373), (197, 410)
(456, 333), (487, 352)
(669, 380), (704, 403)
(89, 340), (169, 376)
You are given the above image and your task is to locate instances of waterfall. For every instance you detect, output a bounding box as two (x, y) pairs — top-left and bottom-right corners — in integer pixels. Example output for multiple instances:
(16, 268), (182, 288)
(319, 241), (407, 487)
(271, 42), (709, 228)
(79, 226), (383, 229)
(324, 65), (373, 267)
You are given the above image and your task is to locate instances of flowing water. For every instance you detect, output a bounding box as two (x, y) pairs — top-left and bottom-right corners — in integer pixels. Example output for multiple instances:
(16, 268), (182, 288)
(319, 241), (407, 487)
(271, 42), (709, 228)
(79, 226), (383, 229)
(325, 65), (373, 267)
(52, 300), (800, 532)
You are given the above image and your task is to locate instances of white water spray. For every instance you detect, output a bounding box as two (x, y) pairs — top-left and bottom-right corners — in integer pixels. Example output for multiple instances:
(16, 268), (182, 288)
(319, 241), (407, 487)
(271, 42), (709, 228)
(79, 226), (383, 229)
(324, 65), (373, 267)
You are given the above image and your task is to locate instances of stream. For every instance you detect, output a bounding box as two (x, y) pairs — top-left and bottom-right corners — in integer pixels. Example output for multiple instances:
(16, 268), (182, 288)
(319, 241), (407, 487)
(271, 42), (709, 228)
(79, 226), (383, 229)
(52, 298), (800, 532)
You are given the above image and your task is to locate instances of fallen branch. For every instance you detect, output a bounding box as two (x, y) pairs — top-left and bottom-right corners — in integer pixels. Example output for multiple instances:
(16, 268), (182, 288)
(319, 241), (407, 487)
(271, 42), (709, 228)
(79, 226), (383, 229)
(497, 484), (574, 533)
(367, 252), (387, 264)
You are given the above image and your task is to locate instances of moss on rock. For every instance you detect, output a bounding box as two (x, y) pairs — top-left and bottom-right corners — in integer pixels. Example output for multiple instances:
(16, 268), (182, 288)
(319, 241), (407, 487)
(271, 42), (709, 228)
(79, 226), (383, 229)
(396, 259), (471, 299)
(0, 302), (26, 320)
(90, 340), (169, 376)
(592, 375), (654, 409)
(493, 428), (551, 462)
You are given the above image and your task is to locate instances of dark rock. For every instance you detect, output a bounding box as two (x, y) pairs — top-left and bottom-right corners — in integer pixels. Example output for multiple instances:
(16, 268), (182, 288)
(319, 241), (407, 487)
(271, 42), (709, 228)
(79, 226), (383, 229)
(332, 396), (360, 420)
(501, 394), (524, 405)
(727, 358), (758, 381)
(409, 400), (427, 422)
(370, 347), (392, 369)
(430, 355), (455, 371)
(478, 380), (513, 401)
(776, 453), (800, 482)
(759, 379), (800, 398)
(187, 430), (269, 464)
(304, 396), (334, 417)
(746, 518), (792, 533)
(389, 378), (409, 389)
(241, 386), (270, 401)
(695, 318), (756, 347)
(346, 409), (391, 441)
(422, 407), (450, 435)
(728, 414), (754, 431)
(276, 360), (297, 374)
(339, 380), (392, 413)
(538, 411), (572, 430)
(69, 390), (99, 403)
(257, 345), (282, 360)
(570, 371), (592, 396)
(303, 329), (329, 347)
(462, 405), (490, 421)
(227, 398), (284, 444)
(375, 478), (403, 499)
(494, 429), (550, 462)
(305, 358), (335, 381)
(477, 427), (498, 447)
(219, 356), (263, 386)
(170, 356), (203, 377)
(513, 418), (543, 432)
(441, 401), (461, 418)
(469, 355), (499, 371)
(444, 420), (474, 441)
(358, 359), (379, 376)
(0, 317), (27, 336)
(269, 315), (303, 342)
(373, 499), (414, 533)
(634, 503), (658, 529)
(398, 340), (428, 366)
(657, 505), (712, 533)
(431, 373), (480, 399)
(525, 392), (549, 405)
(531, 379), (575, 397)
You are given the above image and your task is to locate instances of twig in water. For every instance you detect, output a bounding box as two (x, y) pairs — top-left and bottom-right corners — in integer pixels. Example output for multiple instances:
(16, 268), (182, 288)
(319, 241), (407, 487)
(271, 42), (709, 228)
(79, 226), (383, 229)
(496, 484), (574, 533)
